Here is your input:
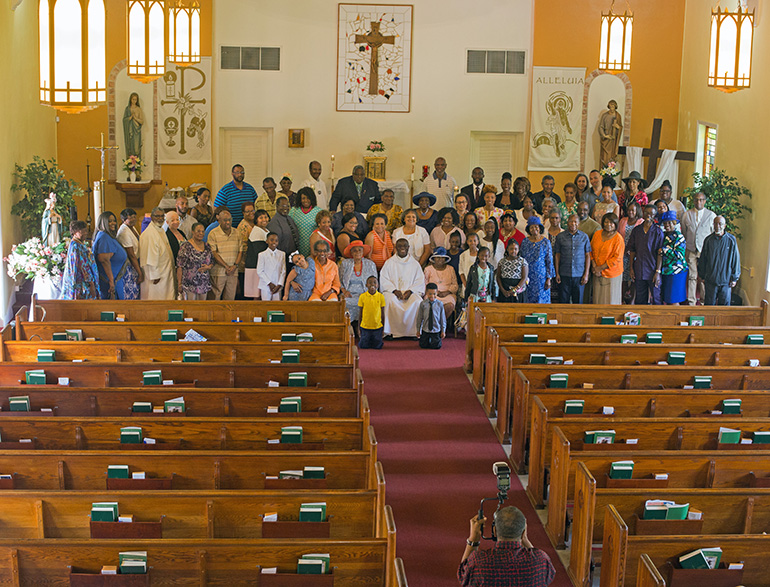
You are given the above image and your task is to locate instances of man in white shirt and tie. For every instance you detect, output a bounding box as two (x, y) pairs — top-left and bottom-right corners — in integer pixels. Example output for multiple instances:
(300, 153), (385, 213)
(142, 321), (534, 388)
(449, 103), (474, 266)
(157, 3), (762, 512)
(300, 161), (329, 210)
(680, 191), (717, 305)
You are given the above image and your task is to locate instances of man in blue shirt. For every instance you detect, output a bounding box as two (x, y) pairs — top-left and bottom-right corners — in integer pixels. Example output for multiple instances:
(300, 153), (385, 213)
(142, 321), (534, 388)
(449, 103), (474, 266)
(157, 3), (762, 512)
(553, 214), (591, 303)
(214, 164), (258, 226)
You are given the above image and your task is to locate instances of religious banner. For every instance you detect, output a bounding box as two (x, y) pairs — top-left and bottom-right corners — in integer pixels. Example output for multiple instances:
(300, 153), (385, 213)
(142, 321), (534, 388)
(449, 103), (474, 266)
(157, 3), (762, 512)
(528, 66), (586, 171)
(156, 57), (212, 164)
(337, 4), (413, 112)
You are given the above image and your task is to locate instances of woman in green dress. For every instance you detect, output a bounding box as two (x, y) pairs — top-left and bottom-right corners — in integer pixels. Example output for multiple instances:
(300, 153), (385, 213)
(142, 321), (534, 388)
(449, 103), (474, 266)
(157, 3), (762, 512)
(288, 186), (322, 257)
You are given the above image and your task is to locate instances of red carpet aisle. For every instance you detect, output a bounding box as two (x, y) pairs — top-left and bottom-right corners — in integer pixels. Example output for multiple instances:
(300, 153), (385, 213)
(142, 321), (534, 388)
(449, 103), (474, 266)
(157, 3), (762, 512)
(358, 338), (571, 587)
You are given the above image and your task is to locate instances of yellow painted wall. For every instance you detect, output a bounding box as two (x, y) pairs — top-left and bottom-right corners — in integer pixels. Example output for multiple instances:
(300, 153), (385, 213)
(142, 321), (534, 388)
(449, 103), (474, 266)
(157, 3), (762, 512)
(56, 0), (213, 221)
(678, 0), (767, 307)
(532, 0), (686, 193)
(0, 1), (58, 322)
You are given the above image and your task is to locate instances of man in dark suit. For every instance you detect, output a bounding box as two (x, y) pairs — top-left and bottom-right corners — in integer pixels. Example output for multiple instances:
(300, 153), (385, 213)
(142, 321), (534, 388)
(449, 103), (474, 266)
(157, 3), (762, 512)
(531, 174), (561, 214)
(461, 167), (486, 209)
(330, 165), (381, 213)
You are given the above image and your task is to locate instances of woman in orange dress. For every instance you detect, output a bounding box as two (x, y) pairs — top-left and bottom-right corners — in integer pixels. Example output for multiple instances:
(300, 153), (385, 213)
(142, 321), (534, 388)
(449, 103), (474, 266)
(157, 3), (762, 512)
(308, 239), (341, 302)
(365, 213), (394, 271)
(590, 212), (625, 305)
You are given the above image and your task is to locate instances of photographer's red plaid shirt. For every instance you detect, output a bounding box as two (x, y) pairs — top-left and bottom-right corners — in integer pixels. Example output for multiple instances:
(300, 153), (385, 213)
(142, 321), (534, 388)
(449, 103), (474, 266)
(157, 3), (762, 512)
(458, 541), (556, 586)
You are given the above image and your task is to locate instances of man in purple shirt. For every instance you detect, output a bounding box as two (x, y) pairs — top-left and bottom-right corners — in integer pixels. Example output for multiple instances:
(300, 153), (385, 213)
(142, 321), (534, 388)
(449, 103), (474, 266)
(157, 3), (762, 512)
(627, 204), (664, 304)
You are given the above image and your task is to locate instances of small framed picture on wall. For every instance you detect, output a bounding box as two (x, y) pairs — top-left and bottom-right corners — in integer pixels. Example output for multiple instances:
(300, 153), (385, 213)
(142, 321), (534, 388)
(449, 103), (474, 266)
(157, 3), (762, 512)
(288, 129), (305, 148)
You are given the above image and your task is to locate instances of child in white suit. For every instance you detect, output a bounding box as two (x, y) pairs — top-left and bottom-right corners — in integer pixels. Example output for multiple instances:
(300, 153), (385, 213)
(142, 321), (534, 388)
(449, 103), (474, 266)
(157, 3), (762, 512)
(256, 232), (286, 300)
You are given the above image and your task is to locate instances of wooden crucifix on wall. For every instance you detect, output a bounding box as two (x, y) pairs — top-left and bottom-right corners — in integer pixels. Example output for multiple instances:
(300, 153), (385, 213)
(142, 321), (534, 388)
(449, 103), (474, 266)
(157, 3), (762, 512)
(618, 118), (696, 186)
(355, 21), (396, 95)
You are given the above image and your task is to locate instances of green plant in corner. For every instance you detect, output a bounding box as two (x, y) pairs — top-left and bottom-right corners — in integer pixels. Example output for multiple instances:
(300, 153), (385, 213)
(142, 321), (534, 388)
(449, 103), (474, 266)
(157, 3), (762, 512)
(11, 156), (83, 240)
(683, 168), (752, 239)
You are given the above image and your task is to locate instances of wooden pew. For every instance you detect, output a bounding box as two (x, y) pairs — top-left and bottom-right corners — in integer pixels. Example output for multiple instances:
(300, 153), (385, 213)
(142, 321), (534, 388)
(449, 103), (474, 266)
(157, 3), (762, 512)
(1, 339), (355, 365)
(0, 488), (385, 539)
(0, 383), (363, 418)
(636, 554), (665, 587)
(467, 299), (768, 377)
(498, 357), (770, 447)
(544, 426), (770, 550)
(527, 398), (770, 510)
(0, 415), (368, 451)
(12, 320), (350, 343)
(570, 461), (770, 587)
(0, 362), (356, 388)
(23, 297), (349, 324)
(0, 447), (379, 490)
(511, 388), (770, 473)
(601, 505), (770, 587)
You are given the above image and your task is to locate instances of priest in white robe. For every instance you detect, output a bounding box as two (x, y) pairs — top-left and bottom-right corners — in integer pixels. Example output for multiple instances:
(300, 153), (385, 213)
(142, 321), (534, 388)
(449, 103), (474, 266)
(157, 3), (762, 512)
(300, 160), (329, 210)
(380, 238), (426, 338)
(139, 207), (175, 300)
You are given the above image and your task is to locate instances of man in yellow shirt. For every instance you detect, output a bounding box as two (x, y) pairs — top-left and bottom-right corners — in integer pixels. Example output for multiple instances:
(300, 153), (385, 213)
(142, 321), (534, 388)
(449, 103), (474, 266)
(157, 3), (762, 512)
(357, 276), (386, 349)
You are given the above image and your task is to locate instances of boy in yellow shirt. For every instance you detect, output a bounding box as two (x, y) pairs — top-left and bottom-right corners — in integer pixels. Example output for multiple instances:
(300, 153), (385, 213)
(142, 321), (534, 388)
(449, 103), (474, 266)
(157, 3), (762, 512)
(357, 275), (386, 349)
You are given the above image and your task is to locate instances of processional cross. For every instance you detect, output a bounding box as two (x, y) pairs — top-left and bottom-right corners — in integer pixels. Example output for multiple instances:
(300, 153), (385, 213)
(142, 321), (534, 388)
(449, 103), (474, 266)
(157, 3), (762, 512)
(618, 119), (696, 186)
(86, 132), (119, 207)
(355, 21), (395, 95)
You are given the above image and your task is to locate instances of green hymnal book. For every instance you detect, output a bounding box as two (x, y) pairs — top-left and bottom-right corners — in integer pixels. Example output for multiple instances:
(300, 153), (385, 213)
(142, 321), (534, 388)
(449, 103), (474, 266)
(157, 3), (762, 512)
(267, 310), (285, 323)
(164, 397), (185, 413)
(609, 460), (634, 479)
(620, 334), (637, 344)
(524, 313), (546, 324)
(100, 311), (116, 322)
(282, 349), (300, 364)
(303, 466), (325, 479)
(665, 502), (690, 520)
(160, 329), (178, 341)
(689, 316), (705, 326)
(545, 356), (564, 365)
(167, 310), (184, 322)
(278, 470), (303, 479)
(142, 370), (162, 385)
(601, 316), (615, 325)
(753, 430), (770, 444)
(281, 426), (303, 444)
(678, 549), (710, 570)
(279, 396), (302, 413)
(36, 349), (55, 362)
(624, 312), (641, 325)
(701, 547), (722, 569)
(746, 334), (764, 345)
(120, 426), (143, 444)
(643, 500), (671, 520)
(584, 429), (616, 444)
(297, 332), (314, 342)
(90, 501), (119, 522)
(288, 372), (308, 387)
(298, 554), (330, 574)
(9, 396), (30, 411)
(281, 333), (297, 342)
(523, 334), (538, 343)
(107, 465), (130, 479)
(25, 369), (46, 385)
(119, 551), (148, 574)
(667, 351), (686, 365)
(182, 350), (200, 362)
(529, 353), (546, 364)
(718, 427), (741, 444)
(722, 399), (742, 414)
(119, 551), (147, 565)
(549, 373), (568, 389)
(693, 375), (712, 389)
(52, 332), (67, 341)
(299, 502), (327, 522)
(646, 332), (662, 344)
(131, 401), (152, 413)
(564, 400), (584, 415)
(65, 329), (83, 341)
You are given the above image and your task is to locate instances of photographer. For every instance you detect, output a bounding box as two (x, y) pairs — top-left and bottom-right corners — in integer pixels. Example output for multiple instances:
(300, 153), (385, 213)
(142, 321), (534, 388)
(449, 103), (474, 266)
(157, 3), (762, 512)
(458, 506), (555, 586)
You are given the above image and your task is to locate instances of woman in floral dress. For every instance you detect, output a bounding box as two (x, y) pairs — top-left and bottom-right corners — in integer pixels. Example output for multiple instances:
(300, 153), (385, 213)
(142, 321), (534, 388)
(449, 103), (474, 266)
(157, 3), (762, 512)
(658, 210), (688, 305)
(519, 216), (555, 304)
(61, 220), (99, 300)
(176, 223), (213, 300)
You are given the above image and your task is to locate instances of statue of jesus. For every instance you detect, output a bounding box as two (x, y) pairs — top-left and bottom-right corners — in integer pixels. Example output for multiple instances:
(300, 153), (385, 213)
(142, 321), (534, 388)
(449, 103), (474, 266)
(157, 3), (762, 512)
(598, 100), (623, 168)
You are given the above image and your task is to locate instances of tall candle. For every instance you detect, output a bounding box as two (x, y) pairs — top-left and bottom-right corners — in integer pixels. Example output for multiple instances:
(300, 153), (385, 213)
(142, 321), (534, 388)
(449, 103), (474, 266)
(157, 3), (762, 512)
(93, 181), (102, 221)
(330, 155), (335, 181)
(410, 156), (415, 181)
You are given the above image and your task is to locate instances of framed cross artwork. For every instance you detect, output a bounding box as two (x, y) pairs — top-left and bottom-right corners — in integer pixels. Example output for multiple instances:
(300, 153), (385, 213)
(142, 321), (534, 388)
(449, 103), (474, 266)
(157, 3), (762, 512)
(337, 4), (413, 112)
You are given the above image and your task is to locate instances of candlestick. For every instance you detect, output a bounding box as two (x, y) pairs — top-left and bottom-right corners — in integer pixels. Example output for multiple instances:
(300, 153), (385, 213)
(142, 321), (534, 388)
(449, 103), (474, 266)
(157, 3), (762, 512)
(93, 181), (102, 221)
(410, 156), (415, 182)
(330, 155), (335, 181)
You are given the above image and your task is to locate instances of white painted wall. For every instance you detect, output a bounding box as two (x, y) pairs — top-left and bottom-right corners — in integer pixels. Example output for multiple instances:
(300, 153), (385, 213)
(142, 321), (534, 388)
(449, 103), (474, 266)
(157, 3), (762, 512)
(211, 0), (533, 193)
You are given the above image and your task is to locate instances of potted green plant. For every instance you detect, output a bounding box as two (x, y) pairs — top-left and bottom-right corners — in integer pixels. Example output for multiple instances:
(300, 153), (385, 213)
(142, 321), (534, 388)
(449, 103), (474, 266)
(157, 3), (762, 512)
(11, 156), (83, 240)
(682, 168), (752, 239)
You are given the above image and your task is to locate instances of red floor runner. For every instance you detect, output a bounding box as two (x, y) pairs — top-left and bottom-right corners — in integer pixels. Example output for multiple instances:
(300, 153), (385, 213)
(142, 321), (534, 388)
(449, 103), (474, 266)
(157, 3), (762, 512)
(359, 338), (572, 586)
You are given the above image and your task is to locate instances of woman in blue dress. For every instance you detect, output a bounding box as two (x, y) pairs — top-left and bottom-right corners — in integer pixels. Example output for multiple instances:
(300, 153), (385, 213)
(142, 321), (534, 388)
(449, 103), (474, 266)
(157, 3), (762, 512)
(288, 187), (323, 257)
(519, 216), (555, 304)
(93, 211), (129, 299)
(284, 252), (316, 301)
(60, 220), (99, 300)
(658, 210), (688, 305)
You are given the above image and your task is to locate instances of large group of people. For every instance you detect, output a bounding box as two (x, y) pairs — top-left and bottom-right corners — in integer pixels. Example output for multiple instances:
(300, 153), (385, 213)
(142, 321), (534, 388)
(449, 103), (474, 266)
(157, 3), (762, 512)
(61, 158), (742, 347)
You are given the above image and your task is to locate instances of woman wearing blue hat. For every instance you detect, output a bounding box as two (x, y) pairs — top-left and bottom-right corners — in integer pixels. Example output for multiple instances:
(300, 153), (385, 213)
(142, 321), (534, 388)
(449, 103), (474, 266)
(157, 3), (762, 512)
(657, 210), (688, 305)
(520, 215), (555, 304)
(414, 192), (439, 234)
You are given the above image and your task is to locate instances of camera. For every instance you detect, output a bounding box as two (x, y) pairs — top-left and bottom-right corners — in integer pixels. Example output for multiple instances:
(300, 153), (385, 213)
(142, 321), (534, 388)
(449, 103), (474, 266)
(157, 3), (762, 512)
(477, 462), (511, 541)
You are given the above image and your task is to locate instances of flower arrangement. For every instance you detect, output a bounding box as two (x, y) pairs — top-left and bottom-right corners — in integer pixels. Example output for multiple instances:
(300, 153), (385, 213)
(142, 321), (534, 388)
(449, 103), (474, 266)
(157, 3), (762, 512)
(122, 156), (145, 173)
(600, 161), (621, 178)
(4, 237), (69, 282)
(365, 141), (386, 154)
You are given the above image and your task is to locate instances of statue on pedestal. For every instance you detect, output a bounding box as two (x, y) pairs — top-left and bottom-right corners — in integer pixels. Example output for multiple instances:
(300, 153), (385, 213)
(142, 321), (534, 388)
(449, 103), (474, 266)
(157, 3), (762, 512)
(41, 192), (62, 247)
(598, 99), (623, 169)
(123, 92), (144, 160)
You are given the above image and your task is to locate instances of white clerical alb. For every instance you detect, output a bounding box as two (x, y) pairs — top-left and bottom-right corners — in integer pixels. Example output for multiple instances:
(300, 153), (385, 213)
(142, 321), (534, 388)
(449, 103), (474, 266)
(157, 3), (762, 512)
(379, 253), (426, 338)
(300, 177), (329, 210)
(139, 222), (175, 300)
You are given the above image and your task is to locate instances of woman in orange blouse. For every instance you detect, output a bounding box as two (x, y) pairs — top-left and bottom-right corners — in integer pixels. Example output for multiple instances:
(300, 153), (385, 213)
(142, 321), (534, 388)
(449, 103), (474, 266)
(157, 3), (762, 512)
(365, 213), (394, 270)
(590, 212), (625, 305)
(308, 240), (341, 301)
